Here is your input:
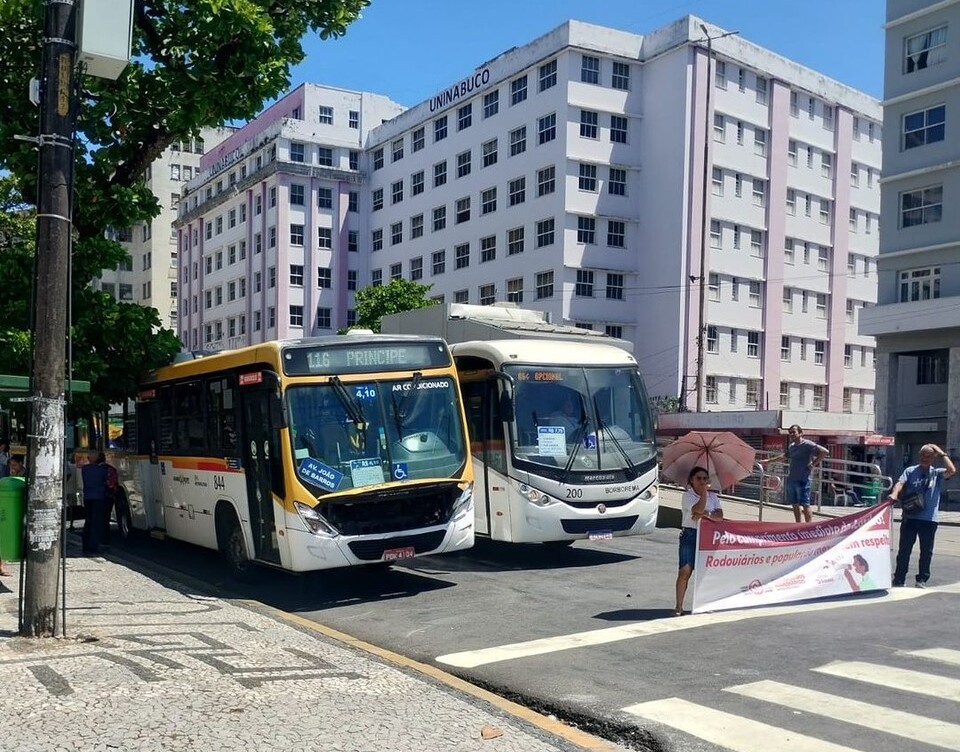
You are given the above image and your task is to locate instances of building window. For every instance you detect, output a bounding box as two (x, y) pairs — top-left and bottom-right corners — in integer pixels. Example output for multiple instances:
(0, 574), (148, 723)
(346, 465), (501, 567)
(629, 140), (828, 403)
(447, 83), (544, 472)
(392, 179), (404, 204)
(410, 257), (423, 281)
(752, 180), (765, 207)
(455, 196), (470, 224)
(818, 246), (830, 272)
(479, 283), (496, 306)
(612, 61), (630, 90)
(433, 206), (446, 232)
(317, 267), (332, 288)
(707, 326), (718, 353)
(317, 187), (332, 209)
(434, 160), (447, 187)
(480, 235), (496, 263)
(781, 336), (790, 362)
(318, 106), (333, 124)
(509, 177), (526, 206)
(536, 165), (556, 197)
(749, 281), (761, 308)
(901, 186), (943, 227)
(371, 269), (382, 287)
(610, 115), (628, 143)
(457, 103), (472, 131)
(289, 224), (304, 246)
(736, 120), (744, 145)
(750, 229), (764, 257)
(434, 115), (447, 142)
(508, 227), (524, 255)
(710, 220), (721, 248)
(455, 243), (470, 269)
(821, 152), (833, 178)
(746, 380), (760, 407)
(390, 222), (402, 246)
(606, 272), (623, 300)
(348, 110), (359, 129)
(506, 277), (523, 303)
(714, 114), (725, 142)
(608, 167), (626, 196)
(410, 214), (424, 239)
(482, 138), (498, 167)
(575, 269), (594, 297)
(483, 89), (499, 119)
(814, 340), (825, 365)
(372, 188), (383, 211)
(289, 305), (303, 327)
(581, 54), (600, 83)
(315, 227), (331, 249)
(372, 228), (382, 251)
(454, 289), (469, 304)
(412, 127), (425, 152)
(509, 126), (527, 157)
(904, 105), (946, 149)
(349, 150), (359, 170)
(705, 376), (718, 404)
(708, 273), (720, 301)
(511, 74), (527, 105)
(712, 167), (723, 196)
(756, 76), (767, 104)
(715, 60), (727, 89)
(917, 351), (948, 384)
(456, 150), (471, 178)
(899, 267), (941, 302)
(316, 307), (332, 329)
(845, 345), (853, 368)
(432, 250), (445, 276)
(783, 287), (793, 314)
(536, 218), (554, 247)
(786, 189), (796, 215)
(605, 325), (623, 339)
(580, 109), (599, 139)
(607, 220), (625, 248)
(290, 142), (305, 162)
(577, 216), (596, 244)
(481, 187), (497, 215)
(904, 25), (948, 73)
(348, 230), (358, 252)
(289, 264), (304, 286)
(579, 163), (598, 191)
(536, 270), (554, 299)
(539, 59), (557, 91)
(392, 137), (404, 162)
(816, 293), (827, 318)
(538, 113), (556, 144)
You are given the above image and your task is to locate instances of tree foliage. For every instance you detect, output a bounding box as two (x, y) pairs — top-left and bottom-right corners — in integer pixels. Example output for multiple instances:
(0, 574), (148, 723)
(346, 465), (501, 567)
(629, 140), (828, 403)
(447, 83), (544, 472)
(0, 0), (370, 408)
(353, 279), (436, 333)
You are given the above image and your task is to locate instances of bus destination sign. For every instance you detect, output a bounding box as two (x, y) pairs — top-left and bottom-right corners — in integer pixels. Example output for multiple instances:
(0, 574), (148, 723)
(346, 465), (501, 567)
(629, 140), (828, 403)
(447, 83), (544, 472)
(283, 342), (450, 376)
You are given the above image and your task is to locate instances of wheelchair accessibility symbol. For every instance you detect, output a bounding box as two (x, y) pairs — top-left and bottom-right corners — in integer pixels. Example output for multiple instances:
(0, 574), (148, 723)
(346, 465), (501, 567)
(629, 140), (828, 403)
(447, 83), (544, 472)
(392, 463), (408, 480)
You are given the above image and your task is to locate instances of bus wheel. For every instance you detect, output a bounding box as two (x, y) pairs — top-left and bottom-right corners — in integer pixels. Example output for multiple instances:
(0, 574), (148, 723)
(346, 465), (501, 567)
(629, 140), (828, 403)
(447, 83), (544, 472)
(115, 495), (133, 541)
(221, 514), (255, 581)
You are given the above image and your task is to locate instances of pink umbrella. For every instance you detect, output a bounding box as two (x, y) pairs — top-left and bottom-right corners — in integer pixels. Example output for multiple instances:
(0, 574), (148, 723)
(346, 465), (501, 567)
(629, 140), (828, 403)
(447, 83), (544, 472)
(661, 431), (757, 490)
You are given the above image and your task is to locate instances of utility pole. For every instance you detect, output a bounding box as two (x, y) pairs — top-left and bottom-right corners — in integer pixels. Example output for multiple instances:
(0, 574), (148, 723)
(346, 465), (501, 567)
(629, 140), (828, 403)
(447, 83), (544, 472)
(694, 24), (738, 413)
(21, 0), (79, 637)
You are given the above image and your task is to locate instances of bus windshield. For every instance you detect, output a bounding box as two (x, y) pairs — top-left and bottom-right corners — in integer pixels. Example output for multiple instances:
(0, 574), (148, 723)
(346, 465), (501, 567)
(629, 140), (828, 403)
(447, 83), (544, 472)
(286, 376), (466, 494)
(505, 364), (656, 475)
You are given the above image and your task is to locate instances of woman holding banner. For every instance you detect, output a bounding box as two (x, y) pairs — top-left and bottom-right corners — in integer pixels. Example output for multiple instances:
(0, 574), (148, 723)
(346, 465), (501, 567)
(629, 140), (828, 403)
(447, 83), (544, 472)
(675, 466), (724, 616)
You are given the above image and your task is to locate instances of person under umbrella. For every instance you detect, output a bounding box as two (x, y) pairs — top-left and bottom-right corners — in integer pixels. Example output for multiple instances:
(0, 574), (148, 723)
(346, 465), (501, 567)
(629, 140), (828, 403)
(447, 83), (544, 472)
(674, 465), (724, 616)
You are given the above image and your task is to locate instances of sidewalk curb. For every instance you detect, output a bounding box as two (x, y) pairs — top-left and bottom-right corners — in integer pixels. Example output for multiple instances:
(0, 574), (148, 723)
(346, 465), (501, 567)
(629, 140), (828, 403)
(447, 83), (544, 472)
(101, 543), (621, 752)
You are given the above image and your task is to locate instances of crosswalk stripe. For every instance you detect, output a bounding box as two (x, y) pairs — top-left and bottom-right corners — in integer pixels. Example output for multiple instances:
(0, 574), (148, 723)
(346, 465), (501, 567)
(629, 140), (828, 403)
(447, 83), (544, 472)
(436, 586), (935, 668)
(725, 679), (960, 750)
(814, 661), (960, 702)
(622, 697), (863, 752)
(904, 648), (960, 668)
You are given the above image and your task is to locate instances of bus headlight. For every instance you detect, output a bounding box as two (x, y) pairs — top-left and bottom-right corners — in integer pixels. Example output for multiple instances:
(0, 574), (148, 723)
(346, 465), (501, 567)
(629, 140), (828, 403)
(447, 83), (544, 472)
(639, 483), (658, 501)
(451, 482), (473, 520)
(294, 501), (339, 538)
(517, 482), (557, 508)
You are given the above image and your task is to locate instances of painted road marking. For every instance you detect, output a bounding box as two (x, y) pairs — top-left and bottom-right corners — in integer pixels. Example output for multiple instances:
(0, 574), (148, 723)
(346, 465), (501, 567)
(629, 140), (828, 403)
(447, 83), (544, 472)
(905, 648), (960, 668)
(814, 661), (960, 702)
(437, 584), (943, 669)
(726, 679), (960, 750)
(622, 697), (863, 752)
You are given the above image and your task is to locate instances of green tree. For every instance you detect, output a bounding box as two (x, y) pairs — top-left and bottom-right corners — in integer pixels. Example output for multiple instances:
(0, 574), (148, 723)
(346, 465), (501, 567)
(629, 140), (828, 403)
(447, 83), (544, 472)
(353, 279), (436, 333)
(0, 0), (370, 405)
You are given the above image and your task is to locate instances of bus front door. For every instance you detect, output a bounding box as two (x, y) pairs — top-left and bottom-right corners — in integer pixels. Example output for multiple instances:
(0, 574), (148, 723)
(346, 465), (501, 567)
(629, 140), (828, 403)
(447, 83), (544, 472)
(241, 386), (282, 564)
(462, 379), (510, 539)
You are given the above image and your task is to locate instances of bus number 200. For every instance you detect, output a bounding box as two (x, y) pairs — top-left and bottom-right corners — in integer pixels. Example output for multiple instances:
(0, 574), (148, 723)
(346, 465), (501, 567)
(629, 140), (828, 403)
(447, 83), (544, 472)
(565, 488), (583, 499)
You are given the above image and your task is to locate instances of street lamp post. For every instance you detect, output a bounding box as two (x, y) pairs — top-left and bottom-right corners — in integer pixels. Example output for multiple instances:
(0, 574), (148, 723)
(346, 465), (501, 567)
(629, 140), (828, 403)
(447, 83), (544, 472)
(694, 24), (738, 413)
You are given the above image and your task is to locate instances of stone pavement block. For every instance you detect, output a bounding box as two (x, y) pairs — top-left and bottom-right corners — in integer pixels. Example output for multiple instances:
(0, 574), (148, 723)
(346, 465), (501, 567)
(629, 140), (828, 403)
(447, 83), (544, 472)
(0, 553), (615, 752)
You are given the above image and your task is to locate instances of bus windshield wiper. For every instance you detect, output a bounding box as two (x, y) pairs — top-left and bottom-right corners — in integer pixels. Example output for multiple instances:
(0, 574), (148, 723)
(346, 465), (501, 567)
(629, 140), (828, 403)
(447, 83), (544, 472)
(330, 376), (367, 451)
(392, 371), (421, 433)
(593, 396), (634, 476)
(559, 401), (589, 486)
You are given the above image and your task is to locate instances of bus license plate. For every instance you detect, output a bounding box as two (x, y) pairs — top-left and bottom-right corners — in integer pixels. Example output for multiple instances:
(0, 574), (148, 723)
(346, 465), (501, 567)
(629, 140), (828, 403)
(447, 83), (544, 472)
(588, 530), (613, 541)
(384, 546), (416, 561)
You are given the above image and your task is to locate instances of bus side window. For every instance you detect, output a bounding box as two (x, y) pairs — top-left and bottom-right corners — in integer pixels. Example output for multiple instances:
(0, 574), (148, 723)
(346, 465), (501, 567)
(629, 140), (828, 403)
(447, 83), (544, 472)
(158, 386), (175, 453)
(207, 376), (239, 456)
(174, 381), (205, 452)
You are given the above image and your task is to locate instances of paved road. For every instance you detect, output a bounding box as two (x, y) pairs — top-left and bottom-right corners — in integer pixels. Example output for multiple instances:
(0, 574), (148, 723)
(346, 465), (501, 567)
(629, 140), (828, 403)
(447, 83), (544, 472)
(95, 496), (960, 751)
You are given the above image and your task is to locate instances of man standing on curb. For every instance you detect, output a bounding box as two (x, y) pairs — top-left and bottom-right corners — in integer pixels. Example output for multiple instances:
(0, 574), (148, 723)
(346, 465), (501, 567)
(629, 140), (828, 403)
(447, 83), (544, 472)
(889, 443), (955, 588)
(762, 425), (828, 523)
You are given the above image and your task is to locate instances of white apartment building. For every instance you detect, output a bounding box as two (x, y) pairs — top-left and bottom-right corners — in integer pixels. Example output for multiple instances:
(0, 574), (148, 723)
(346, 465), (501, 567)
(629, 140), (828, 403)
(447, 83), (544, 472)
(175, 85), (404, 349)
(861, 0), (960, 472)
(100, 127), (232, 329)
(177, 16), (882, 417)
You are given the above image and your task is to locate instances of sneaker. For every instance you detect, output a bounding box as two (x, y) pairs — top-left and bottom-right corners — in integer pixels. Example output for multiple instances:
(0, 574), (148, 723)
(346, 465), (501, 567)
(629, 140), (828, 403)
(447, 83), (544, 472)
(916, 581), (928, 589)
(892, 581), (905, 587)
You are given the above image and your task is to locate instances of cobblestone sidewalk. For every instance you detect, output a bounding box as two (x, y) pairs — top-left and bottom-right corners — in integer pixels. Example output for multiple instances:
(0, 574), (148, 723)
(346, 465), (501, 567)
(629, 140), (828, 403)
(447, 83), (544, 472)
(0, 550), (613, 752)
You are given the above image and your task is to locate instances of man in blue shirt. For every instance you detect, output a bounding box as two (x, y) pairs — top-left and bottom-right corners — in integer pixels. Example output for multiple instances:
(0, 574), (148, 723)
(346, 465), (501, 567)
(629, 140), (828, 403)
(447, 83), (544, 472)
(889, 443), (955, 587)
(763, 425), (827, 523)
(80, 451), (110, 555)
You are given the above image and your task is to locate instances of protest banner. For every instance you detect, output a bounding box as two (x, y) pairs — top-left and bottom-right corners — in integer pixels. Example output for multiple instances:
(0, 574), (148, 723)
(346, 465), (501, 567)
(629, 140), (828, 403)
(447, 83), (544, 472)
(691, 502), (892, 613)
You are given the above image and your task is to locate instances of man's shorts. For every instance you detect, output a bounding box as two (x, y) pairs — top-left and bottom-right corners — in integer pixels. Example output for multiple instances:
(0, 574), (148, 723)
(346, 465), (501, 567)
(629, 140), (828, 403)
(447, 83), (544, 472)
(785, 478), (812, 506)
(678, 527), (697, 569)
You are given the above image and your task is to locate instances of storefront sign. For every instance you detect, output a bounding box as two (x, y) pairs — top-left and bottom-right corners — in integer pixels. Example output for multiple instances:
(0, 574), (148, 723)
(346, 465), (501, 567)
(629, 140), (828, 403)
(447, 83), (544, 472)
(862, 435), (895, 446)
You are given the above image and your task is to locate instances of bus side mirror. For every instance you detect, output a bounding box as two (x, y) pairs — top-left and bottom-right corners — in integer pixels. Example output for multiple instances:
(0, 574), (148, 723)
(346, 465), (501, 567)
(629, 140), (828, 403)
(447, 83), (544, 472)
(499, 391), (514, 422)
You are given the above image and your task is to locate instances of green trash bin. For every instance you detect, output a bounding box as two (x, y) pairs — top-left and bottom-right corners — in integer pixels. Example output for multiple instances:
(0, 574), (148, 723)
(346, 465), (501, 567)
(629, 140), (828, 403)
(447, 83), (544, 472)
(0, 476), (26, 561)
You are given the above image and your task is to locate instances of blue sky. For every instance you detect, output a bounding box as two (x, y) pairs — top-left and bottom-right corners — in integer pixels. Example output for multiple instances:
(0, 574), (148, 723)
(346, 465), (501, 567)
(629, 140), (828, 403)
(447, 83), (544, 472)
(291, 0), (886, 107)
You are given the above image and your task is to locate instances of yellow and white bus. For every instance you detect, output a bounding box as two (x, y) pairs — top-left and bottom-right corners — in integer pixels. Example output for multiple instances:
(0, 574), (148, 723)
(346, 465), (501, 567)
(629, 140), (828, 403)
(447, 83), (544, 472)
(112, 334), (474, 576)
(454, 339), (660, 544)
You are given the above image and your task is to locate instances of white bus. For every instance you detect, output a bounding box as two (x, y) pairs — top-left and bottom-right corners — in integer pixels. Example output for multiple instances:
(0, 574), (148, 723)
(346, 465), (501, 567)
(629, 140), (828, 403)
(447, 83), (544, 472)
(454, 339), (659, 544)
